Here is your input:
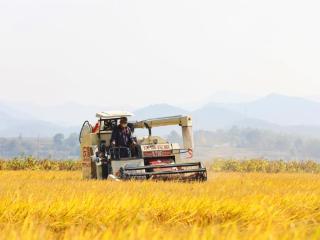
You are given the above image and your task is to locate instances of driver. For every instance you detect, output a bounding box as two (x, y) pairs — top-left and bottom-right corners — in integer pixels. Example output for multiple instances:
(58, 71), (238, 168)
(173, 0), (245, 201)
(110, 117), (136, 158)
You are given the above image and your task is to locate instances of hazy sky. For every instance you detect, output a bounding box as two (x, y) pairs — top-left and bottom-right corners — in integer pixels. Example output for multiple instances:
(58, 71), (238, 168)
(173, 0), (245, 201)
(1, 0), (320, 107)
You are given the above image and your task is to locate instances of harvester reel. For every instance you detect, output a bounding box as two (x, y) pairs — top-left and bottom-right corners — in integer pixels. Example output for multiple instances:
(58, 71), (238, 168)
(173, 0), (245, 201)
(119, 162), (207, 182)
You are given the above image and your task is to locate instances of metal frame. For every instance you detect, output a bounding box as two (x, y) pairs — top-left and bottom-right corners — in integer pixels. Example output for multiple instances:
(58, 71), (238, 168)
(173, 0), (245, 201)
(120, 162), (207, 181)
(124, 162), (202, 170)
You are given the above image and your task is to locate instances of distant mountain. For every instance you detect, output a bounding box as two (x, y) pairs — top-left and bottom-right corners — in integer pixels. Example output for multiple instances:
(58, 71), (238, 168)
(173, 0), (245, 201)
(192, 104), (244, 130)
(0, 104), (78, 137)
(2, 93), (320, 138)
(0, 118), (78, 138)
(232, 118), (280, 130)
(205, 91), (258, 103)
(213, 94), (320, 126)
(132, 97), (320, 137)
(0, 100), (137, 126)
(133, 104), (189, 120)
(4, 102), (106, 126)
(132, 103), (278, 133)
(176, 91), (258, 110)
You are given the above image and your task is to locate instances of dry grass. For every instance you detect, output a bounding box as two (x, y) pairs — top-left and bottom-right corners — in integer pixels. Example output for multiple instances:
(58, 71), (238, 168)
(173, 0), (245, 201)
(0, 171), (319, 240)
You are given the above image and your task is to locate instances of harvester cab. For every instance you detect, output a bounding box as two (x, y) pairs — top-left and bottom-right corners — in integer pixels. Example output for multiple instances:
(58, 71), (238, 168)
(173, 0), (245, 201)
(79, 111), (207, 181)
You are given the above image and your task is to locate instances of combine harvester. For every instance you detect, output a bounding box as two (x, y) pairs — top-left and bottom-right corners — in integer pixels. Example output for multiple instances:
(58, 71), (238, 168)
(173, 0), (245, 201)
(79, 111), (207, 181)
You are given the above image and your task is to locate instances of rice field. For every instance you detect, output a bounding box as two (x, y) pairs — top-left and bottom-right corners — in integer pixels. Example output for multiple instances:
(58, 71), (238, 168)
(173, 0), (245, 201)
(0, 171), (319, 240)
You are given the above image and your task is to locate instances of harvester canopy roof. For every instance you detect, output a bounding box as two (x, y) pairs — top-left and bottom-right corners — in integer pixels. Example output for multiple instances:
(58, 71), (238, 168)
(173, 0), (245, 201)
(96, 111), (133, 119)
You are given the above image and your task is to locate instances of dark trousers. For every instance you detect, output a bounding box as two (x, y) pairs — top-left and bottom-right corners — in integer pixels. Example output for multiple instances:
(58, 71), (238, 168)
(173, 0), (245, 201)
(111, 147), (131, 160)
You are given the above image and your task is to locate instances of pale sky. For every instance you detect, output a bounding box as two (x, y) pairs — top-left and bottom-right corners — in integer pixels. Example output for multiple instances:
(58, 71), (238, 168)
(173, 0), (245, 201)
(1, 0), (320, 107)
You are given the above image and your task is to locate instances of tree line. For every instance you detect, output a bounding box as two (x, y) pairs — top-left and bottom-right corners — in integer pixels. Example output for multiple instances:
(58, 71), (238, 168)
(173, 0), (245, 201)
(1, 127), (320, 160)
(167, 127), (320, 161)
(0, 133), (79, 159)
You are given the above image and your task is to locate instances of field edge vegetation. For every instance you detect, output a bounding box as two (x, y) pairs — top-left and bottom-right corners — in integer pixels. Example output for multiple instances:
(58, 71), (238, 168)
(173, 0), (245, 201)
(0, 157), (320, 173)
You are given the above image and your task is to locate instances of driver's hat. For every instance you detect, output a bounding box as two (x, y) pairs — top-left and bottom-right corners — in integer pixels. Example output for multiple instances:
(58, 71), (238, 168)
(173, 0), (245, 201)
(120, 117), (128, 123)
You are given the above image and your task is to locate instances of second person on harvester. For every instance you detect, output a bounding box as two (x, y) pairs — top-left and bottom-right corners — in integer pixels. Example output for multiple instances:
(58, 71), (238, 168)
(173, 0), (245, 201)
(110, 117), (136, 159)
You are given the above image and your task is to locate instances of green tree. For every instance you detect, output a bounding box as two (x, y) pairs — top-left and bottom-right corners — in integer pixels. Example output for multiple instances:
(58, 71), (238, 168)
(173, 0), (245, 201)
(53, 133), (64, 146)
(65, 133), (79, 146)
